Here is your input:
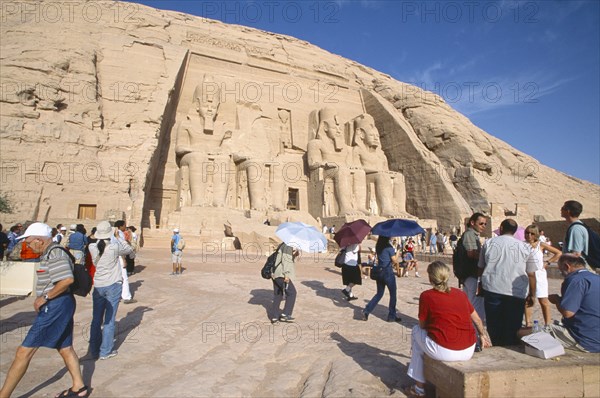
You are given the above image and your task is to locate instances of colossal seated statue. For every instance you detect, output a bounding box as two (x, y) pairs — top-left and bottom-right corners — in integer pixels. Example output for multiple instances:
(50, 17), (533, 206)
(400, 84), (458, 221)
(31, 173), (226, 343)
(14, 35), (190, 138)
(351, 113), (406, 216)
(175, 74), (232, 207)
(307, 107), (368, 216)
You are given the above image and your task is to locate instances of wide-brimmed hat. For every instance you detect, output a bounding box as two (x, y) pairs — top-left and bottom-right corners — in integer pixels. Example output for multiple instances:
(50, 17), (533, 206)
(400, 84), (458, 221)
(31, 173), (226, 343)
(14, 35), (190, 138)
(95, 221), (114, 240)
(17, 222), (52, 240)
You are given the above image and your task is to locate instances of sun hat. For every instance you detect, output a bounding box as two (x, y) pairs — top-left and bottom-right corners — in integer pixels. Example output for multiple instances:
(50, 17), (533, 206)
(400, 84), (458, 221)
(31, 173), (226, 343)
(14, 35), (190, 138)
(173, 228), (179, 233)
(17, 222), (52, 240)
(95, 221), (114, 240)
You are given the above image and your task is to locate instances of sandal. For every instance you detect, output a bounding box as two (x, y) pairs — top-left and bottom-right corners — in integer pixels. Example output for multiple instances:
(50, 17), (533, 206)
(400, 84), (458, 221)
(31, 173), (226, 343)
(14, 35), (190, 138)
(401, 384), (425, 398)
(55, 385), (89, 398)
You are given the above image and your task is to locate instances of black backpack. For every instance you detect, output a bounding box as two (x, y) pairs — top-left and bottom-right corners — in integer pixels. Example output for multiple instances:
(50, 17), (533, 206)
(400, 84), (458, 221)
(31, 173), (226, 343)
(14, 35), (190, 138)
(452, 235), (480, 283)
(565, 222), (600, 269)
(261, 244), (284, 279)
(50, 246), (93, 297)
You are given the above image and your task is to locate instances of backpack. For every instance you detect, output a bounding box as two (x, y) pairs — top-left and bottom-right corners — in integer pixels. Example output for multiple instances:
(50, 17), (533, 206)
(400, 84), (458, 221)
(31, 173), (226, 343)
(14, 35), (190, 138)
(566, 222), (600, 269)
(261, 244), (284, 279)
(50, 246), (93, 297)
(176, 236), (185, 251)
(452, 235), (480, 283)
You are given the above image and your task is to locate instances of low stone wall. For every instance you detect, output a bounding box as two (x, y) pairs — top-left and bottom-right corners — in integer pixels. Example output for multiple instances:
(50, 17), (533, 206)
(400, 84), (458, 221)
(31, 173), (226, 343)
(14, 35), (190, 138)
(424, 346), (599, 398)
(0, 261), (36, 296)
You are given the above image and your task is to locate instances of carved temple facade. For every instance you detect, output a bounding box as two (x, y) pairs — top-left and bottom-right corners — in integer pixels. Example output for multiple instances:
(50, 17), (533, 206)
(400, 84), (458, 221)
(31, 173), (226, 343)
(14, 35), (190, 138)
(143, 51), (414, 234)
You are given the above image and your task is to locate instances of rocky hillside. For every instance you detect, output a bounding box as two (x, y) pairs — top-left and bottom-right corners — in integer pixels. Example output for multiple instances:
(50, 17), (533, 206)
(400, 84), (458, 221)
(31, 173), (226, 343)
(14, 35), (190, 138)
(1, 0), (597, 229)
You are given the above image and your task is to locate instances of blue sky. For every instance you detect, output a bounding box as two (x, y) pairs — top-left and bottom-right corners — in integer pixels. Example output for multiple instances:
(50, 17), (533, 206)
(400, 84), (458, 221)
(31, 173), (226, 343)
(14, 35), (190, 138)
(130, 0), (600, 184)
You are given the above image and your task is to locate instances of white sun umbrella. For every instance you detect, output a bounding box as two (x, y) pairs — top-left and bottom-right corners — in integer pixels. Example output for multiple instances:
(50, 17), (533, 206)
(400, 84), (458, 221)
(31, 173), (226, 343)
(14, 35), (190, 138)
(275, 222), (327, 253)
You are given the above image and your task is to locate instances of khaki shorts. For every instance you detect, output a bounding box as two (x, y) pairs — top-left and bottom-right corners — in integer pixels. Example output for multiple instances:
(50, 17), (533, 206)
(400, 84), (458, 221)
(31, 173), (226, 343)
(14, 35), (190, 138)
(171, 250), (183, 264)
(548, 322), (589, 353)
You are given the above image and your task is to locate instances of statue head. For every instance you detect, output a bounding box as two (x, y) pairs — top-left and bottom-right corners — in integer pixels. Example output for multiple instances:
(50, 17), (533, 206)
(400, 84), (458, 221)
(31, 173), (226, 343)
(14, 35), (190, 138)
(317, 107), (344, 150)
(193, 74), (221, 133)
(354, 114), (380, 149)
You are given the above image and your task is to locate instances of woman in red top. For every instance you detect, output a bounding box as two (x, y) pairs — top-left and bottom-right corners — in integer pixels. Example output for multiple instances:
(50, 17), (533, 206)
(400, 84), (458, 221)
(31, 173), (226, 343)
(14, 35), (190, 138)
(403, 261), (491, 397)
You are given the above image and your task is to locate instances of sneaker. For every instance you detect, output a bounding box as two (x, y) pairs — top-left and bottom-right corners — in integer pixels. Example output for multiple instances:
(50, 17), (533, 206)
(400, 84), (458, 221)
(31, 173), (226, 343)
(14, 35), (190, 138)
(347, 296), (358, 301)
(387, 316), (402, 323)
(170, 272), (176, 275)
(415, 273), (420, 278)
(362, 310), (369, 321)
(279, 314), (295, 323)
(99, 350), (118, 360)
(401, 384), (425, 398)
(341, 289), (350, 299)
(543, 324), (552, 333)
(123, 299), (137, 304)
(270, 318), (279, 324)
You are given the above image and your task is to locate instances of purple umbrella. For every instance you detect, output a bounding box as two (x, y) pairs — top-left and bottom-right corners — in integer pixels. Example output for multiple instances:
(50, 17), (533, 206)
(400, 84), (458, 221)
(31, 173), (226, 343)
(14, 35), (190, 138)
(334, 219), (372, 248)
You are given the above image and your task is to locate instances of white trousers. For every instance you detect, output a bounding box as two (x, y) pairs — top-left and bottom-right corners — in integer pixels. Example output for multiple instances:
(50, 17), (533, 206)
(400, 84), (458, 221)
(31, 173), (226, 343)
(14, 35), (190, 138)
(120, 257), (132, 300)
(407, 325), (475, 383)
(462, 276), (486, 324)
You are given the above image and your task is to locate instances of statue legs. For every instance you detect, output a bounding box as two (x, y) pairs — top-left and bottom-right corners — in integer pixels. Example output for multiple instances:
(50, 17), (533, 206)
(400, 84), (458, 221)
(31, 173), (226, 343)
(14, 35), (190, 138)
(352, 169), (369, 215)
(324, 166), (353, 216)
(238, 160), (267, 211)
(181, 152), (207, 206)
(374, 172), (395, 217)
(181, 153), (231, 207)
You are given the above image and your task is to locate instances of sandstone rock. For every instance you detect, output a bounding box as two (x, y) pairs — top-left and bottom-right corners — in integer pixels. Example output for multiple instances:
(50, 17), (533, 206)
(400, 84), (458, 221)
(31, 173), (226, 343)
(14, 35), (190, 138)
(0, 0), (597, 239)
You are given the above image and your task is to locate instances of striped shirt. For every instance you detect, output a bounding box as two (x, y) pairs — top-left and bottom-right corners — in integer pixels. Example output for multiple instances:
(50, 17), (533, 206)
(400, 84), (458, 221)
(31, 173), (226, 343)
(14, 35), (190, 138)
(35, 244), (74, 297)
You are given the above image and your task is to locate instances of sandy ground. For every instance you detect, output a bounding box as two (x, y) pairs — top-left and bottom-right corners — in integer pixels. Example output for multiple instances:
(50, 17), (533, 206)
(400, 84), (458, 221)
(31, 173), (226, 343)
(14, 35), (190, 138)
(0, 248), (563, 398)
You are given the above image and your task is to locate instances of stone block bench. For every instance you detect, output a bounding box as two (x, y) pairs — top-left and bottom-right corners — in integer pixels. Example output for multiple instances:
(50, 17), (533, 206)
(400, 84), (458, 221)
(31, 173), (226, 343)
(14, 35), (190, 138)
(424, 346), (599, 397)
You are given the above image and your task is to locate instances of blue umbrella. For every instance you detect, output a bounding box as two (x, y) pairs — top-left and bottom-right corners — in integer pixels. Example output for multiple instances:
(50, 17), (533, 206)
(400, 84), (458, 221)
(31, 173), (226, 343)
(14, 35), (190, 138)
(371, 219), (425, 237)
(275, 222), (327, 253)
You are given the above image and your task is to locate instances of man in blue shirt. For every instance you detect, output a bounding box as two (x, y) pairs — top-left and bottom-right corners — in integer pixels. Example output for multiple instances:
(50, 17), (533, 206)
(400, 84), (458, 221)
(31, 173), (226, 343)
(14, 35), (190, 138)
(67, 224), (87, 265)
(561, 200), (589, 257)
(548, 254), (599, 353)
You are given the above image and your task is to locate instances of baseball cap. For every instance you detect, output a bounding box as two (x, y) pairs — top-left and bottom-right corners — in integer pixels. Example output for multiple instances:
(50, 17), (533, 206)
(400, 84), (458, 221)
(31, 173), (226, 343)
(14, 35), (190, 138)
(173, 228), (179, 233)
(60, 226), (67, 231)
(17, 222), (52, 240)
(69, 224), (77, 231)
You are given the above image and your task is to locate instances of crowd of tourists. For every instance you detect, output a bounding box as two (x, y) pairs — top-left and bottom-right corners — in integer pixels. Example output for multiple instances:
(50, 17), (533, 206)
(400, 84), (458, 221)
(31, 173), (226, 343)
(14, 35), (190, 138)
(0, 199), (598, 398)
(332, 199), (599, 397)
(0, 220), (140, 398)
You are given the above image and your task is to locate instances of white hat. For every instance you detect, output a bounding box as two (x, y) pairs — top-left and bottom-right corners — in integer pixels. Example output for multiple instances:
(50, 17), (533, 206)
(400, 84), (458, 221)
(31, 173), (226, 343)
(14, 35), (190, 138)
(60, 226), (67, 231)
(173, 228), (179, 233)
(69, 224), (77, 231)
(17, 222), (52, 240)
(95, 221), (114, 240)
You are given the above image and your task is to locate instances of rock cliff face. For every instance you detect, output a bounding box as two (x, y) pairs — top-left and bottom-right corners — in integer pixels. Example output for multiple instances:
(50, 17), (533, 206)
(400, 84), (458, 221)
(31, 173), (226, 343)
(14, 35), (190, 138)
(1, 0), (598, 233)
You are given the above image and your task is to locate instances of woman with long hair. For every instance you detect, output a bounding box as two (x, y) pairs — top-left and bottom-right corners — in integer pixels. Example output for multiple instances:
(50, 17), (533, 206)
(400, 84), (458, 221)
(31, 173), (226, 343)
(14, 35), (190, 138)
(362, 235), (402, 322)
(403, 261), (491, 397)
(87, 221), (135, 360)
(524, 224), (561, 328)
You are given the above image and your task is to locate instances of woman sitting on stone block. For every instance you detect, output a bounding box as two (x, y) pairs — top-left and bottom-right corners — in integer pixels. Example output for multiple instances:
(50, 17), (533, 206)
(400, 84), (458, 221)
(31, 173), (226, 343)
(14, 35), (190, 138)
(403, 261), (491, 397)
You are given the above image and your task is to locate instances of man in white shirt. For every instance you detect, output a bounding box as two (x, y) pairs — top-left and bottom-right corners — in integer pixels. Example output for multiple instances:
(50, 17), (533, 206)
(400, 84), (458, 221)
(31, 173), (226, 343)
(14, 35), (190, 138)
(478, 219), (537, 346)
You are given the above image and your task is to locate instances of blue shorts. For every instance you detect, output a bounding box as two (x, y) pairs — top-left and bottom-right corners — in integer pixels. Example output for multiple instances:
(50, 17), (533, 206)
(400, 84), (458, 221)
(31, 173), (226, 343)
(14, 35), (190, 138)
(22, 294), (76, 349)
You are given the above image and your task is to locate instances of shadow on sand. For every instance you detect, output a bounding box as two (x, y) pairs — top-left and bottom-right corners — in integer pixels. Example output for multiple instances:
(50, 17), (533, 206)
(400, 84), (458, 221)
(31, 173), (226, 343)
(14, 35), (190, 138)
(330, 331), (412, 392)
